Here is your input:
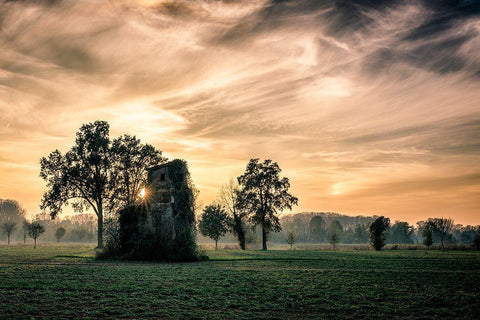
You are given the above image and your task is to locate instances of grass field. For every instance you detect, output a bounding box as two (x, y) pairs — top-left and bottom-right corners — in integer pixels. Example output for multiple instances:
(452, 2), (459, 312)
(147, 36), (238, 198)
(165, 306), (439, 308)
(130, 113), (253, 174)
(1, 245), (479, 319)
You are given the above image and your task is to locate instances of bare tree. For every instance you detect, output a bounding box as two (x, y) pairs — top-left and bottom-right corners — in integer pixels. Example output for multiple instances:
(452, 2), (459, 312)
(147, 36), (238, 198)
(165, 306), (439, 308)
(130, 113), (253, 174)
(219, 179), (247, 250)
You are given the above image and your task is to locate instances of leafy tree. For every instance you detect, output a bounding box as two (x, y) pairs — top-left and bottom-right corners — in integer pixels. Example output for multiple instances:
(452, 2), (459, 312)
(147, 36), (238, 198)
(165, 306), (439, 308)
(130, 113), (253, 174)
(328, 229), (340, 251)
(40, 121), (111, 248)
(108, 134), (165, 212)
(368, 216), (390, 251)
(430, 217), (454, 250)
(309, 215), (326, 243)
(40, 121), (164, 249)
(422, 222), (434, 249)
(0, 199), (26, 245)
(237, 159), (298, 250)
(27, 222), (45, 249)
(55, 227), (66, 243)
(219, 179), (247, 250)
(198, 204), (229, 250)
(286, 231), (297, 249)
(388, 221), (414, 244)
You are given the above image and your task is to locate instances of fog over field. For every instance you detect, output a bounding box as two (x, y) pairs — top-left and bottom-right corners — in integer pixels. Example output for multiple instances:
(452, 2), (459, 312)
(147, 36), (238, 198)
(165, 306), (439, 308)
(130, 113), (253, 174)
(1, 0), (479, 224)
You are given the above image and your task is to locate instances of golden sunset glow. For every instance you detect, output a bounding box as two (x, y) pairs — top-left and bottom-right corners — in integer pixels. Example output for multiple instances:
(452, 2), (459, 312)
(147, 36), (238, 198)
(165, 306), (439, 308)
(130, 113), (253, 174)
(0, 0), (479, 225)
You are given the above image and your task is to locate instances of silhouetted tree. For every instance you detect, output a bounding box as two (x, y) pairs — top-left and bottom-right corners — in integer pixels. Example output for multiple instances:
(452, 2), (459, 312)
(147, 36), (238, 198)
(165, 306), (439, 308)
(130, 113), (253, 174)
(108, 134), (165, 212)
(328, 229), (340, 251)
(286, 231), (297, 249)
(309, 215), (326, 242)
(219, 179), (247, 250)
(55, 227), (66, 243)
(40, 121), (112, 248)
(27, 222), (45, 249)
(198, 204), (229, 250)
(237, 159), (298, 250)
(368, 216), (390, 251)
(430, 217), (454, 250)
(0, 199), (26, 245)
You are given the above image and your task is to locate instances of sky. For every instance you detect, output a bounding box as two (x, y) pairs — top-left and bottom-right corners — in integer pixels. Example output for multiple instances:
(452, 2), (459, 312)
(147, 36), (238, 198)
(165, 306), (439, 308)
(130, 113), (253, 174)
(0, 0), (479, 225)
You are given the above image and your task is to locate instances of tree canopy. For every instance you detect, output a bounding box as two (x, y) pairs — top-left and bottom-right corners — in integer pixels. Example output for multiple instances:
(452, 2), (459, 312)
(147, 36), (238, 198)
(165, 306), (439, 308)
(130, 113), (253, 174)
(237, 159), (298, 250)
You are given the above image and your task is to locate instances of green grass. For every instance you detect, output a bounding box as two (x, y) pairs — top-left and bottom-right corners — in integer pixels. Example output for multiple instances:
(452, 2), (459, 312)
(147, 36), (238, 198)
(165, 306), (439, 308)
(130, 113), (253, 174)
(1, 245), (479, 319)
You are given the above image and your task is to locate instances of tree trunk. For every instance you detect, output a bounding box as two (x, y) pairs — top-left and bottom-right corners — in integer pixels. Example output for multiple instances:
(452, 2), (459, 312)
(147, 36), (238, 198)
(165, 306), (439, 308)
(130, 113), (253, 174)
(97, 210), (104, 249)
(262, 227), (267, 250)
(234, 216), (246, 250)
(7, 233), (10, 245)
(215, 240), (218, 250)
(34, 237), (37, 249)
(239, 230), (246, 250)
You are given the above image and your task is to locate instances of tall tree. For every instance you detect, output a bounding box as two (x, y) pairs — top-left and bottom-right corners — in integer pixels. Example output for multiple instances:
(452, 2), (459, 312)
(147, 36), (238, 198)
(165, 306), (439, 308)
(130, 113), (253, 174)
(219, 179), (247, 250)
(27, 222), (45, 249)
(368, 216), (390, 251)
(198, 204), (229, 250)
(40, 121), (112, 248)
(108, 134), (165, 212)
(0, 199), (26, 245)
(237, 159), (298, 250)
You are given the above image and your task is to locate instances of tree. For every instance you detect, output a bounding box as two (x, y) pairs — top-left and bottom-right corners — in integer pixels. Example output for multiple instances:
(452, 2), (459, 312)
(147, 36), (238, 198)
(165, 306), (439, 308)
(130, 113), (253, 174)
(286, 231), (297, 249)
(40, 122), (164, 249)
(108, 134), (165, 212)
(198, 204), (229, 250)
(237, 159), (298, 250)
(40, 121), (111, 248)
(55, 227), (66, 243)
(0, 199), (26, 245)
(422, 222), (434, 249)
(219, 179), (247, 250)
(309, 215), (326, 243)
(368, 216), (390, 251)
(328, 229), (341, 251)
(27, 222), (45, 249)
(430, 217), (454, 250)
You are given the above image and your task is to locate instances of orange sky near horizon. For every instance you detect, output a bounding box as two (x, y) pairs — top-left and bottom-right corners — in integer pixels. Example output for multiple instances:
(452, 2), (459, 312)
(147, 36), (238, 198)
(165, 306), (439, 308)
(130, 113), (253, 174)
(0, 0), (479, 226)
